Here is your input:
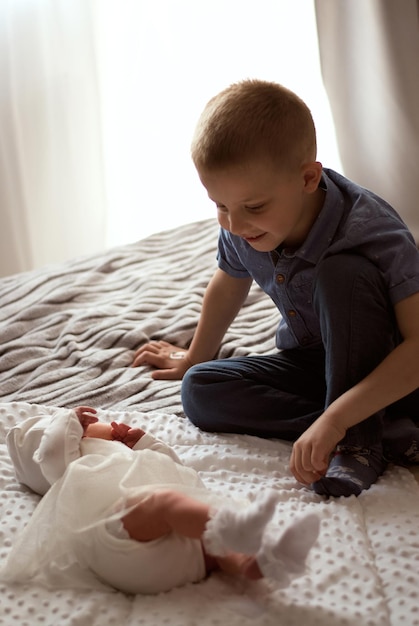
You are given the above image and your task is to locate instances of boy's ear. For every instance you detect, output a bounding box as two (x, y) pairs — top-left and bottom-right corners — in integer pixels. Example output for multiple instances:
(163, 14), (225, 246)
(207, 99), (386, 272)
(302, 161), (323, 192)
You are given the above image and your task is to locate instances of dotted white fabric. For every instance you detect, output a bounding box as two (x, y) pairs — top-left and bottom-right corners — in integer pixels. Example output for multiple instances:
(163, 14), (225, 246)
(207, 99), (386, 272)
(1, 401), (419, 626)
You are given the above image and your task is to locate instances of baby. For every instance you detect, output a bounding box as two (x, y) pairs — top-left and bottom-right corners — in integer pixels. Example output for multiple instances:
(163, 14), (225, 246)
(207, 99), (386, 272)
(2, 406), (320, 594)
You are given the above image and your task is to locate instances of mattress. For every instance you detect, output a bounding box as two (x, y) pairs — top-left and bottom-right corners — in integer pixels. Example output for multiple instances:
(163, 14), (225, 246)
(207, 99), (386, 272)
(0, 218), (419, 625)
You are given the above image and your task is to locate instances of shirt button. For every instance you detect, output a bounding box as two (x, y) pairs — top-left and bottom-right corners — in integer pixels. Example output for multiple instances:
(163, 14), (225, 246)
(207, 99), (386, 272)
(276, 274), (285, 284)
(288, 310), (297, 317)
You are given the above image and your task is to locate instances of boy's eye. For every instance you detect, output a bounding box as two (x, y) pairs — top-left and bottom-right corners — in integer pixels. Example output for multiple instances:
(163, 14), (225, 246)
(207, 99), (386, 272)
(245, 204), (264, 211)
(216, 204), (228, 213)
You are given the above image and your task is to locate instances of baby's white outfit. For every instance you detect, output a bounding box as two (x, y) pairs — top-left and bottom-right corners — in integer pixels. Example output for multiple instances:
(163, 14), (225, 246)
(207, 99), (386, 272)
(3, 409), (213, 594)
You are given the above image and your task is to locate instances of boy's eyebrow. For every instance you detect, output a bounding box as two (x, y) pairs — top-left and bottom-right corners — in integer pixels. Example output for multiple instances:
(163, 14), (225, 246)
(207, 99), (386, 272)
(211, 197), (268, 207)
(208, 191), (268, 205)
(244, 200), (266, 206)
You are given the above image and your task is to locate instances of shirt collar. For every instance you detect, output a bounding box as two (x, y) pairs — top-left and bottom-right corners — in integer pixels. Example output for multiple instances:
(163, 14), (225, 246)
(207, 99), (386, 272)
(295, 169), (345, 264)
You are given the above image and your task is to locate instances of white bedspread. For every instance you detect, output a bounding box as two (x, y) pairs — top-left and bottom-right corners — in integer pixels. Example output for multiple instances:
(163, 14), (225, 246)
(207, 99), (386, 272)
(0, 219), (419, 625)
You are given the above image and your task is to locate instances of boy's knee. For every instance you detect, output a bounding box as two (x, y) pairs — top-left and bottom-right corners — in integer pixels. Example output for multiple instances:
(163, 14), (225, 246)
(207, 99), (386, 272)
(314, 253), (385, 304)
(181, 364), (208, 427)
(182, 363), (230, 431)
(182, 363), (202, 398)
(317, 253), (377, 284)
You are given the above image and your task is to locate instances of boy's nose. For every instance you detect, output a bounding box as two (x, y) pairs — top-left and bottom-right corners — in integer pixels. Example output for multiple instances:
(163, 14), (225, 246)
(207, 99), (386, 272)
(228, 212), (247, 236)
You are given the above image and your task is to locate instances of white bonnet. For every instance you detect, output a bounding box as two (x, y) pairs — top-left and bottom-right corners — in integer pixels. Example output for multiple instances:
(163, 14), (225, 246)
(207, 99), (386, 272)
(6, 408), (84, 495)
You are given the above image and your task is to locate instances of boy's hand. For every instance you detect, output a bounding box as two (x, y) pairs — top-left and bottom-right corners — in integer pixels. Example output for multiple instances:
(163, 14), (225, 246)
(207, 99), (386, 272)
(290, 415), (346, 485)
(74, 406), (98, 432)
(132, 340), (192, 380)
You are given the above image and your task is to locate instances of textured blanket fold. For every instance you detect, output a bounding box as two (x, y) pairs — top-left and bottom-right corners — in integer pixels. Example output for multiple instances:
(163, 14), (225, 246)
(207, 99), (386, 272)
(0, 220), (418, 625)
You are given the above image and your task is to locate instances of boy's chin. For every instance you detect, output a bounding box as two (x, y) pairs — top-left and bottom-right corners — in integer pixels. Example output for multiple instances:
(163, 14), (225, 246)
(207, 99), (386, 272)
(245, 236), (280, 252)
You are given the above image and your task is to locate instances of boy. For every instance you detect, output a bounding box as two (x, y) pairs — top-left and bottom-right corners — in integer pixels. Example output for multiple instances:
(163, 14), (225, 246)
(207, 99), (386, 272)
(3, 406), (319, 593)
(133, 79), (419, 498)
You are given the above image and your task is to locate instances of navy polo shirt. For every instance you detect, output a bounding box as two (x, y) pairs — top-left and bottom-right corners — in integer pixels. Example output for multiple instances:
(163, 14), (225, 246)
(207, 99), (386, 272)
(217, 168), (419, 350)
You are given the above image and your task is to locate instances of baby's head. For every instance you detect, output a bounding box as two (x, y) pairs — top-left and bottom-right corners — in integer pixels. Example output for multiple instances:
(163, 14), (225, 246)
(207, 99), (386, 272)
(6, 412), (84, 495)
(6, 409), (144, 495)
(191, 79), (317, 176)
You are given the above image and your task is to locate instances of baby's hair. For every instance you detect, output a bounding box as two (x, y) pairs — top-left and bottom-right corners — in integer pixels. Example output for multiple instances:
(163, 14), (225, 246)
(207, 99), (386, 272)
(191, 79), (317, 172)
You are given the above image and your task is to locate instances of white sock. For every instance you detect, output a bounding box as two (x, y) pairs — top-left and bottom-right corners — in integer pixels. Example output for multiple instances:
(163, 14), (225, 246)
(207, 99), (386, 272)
(203, 490), (278, 556)
(256, 513), (320, 584)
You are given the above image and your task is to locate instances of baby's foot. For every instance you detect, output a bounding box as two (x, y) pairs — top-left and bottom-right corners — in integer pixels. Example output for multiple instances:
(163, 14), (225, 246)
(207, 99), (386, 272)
(311, 443), (386, 498)
(256, 512), (320, 585)
(203, 490), (278, 556)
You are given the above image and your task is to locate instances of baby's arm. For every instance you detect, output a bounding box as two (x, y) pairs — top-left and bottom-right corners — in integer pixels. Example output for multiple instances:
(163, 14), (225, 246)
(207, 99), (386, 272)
(110, 422), (145, 448)
(107, 421), (181, 462)
(130, 429), (183, 463)
(74, 406), (98, 431)
(81, 420), (145, 449)
(132, 268), (252, 379)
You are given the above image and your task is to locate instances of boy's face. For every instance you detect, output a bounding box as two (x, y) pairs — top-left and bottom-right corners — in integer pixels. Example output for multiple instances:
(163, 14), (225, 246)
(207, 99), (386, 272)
(199, 160), (324, 251)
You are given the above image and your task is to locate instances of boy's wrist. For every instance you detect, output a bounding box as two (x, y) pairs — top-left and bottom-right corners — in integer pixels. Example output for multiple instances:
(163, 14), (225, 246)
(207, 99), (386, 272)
(317, 410), (347, 444)
(186, 343), (219, 367)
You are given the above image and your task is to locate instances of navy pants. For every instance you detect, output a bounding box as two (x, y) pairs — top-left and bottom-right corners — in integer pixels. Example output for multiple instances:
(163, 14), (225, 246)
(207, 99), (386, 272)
(182, 253), (418, 447)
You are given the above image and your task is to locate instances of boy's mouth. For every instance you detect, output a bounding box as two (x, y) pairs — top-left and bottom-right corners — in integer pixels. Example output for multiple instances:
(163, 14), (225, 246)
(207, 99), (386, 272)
(243, 233), (266, 243)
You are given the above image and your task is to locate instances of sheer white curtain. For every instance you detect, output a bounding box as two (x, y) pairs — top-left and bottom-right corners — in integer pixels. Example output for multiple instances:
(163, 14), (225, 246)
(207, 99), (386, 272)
(0, 0), (106, 277)
(0, 0), (341, 277)
(92, 0), (342, 248)
(315, 0), (419, 241)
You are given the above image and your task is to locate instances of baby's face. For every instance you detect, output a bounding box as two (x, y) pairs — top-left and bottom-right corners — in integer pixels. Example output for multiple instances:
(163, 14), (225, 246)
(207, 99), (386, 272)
(83, 422), (113, 440)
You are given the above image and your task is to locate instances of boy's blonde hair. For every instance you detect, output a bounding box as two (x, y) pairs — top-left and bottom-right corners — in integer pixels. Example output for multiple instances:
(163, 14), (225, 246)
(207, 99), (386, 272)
(191, 79), (317, 172)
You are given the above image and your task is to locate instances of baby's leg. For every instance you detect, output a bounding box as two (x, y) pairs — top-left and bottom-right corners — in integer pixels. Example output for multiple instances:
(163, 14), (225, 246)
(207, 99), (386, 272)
(122, 490), (276, 546)
(121, 490), (319, 587)
(212, 512), (320, 586)
(202, 489), (278, 555)
(121, 490), (212, 542)
(210, 553), (263, 580)
(120, 491), (264, 579)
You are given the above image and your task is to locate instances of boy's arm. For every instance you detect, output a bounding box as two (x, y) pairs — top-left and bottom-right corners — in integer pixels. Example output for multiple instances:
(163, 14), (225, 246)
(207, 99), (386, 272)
(290, 291), (419, 485)
(132, 268), (253, 380)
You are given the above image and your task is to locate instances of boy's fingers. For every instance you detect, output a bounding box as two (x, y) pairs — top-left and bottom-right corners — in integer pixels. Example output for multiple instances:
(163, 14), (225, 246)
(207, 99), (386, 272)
(134, 343), (160, 358)
(132, 352), (160, 368)
(133, 340), (188, 368)
(133, 350), (176, 369)
(290, 444), (325, 485)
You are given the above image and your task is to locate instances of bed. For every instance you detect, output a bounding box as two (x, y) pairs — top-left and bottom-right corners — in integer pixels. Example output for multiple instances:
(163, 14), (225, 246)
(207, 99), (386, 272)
(1, 218), (419, 626)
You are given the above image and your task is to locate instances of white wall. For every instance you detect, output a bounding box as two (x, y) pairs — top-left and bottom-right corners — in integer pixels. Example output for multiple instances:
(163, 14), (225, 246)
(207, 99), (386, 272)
(93, 0), (342, 247)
